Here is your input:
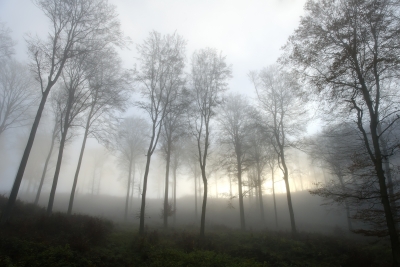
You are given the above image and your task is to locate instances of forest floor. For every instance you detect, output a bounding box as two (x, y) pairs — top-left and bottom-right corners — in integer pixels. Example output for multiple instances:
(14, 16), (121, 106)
(0, 195), (393, 267)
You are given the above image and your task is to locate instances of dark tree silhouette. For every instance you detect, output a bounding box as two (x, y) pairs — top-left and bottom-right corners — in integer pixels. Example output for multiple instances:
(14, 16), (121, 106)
(282, 0), (400, 263)
(1, 0), (125, 223)
(135, 31), (186, 235)
(188, 48), (231, 238)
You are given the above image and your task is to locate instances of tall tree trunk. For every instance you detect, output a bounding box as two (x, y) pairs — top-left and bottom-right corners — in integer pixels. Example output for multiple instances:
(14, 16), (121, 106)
(378, 124), (398, 226)
(257, 162), (265, 224)
(272, 169), (278, 229)
(173, 161), (177, 225)
(1, 89), (50, 223)
(124, 156), (133, 222)
(200, 166), (207, 238)
(130, 163), (135, 211)
(194, 165), (198, 222)
(163, 140), (171, 229)
(68, 104), (94, 215)
(370, 125), (400, 264)
(34, 132), (56, 206)
(68, 129), (88, 215)
(47, 96), (73, 216)
(237, 158), (245, 231)
(281, 157), (297, 236)
(26, 177), (33, 194)
(139, 152), (152, 235)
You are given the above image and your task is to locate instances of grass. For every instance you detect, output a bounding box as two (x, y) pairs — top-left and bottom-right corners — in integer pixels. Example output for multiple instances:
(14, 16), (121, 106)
(0, 195), (393, 266)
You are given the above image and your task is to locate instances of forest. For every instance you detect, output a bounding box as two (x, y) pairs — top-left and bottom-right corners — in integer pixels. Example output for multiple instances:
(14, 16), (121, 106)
(0, 0), (400, 266)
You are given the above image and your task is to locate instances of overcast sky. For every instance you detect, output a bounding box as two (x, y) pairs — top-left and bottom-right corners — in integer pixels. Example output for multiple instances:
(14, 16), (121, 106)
(0, 0), (307, 98)
(0, 0), (309, 198)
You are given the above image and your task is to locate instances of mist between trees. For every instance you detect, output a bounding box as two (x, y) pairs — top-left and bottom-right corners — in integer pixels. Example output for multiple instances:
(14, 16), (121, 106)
(1, 0), (400, 264)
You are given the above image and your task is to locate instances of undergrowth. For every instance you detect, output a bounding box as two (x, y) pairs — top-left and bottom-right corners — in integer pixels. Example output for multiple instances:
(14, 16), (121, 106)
(0, 196), (392, 266)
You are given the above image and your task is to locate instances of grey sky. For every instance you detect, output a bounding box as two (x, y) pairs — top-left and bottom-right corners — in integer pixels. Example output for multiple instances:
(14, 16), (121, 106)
(0, 0), (306, 97)
(0, 0), (308, 198)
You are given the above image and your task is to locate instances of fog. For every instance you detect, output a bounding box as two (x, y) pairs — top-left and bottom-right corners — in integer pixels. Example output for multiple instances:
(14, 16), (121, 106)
(1, 0), (399, 246)
(0, 117), (349, 233)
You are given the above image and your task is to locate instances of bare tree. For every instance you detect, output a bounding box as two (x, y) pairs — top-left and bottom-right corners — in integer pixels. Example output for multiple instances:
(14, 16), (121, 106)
(170, 142), (184, 225)
(268, 153), (279, 229)
(251, 65), (307, 236)
(109, 116), (148, 222)
(0, 60), (37, 136)
(188, 48), (231, 238)
(47, 55), (91, 215)
(1, 0), (125, 223)
(282, 0), (400, 262)
(0, 21), (14, 60)
(247, 119), (270, 225)
(135, 31), (186, 234)
(34, 93), (61, 206)
(216, 93), (253, 231)
(307, 123), (360, 232)
(67, 47), (130, 215)
(160, 92), (188, 228)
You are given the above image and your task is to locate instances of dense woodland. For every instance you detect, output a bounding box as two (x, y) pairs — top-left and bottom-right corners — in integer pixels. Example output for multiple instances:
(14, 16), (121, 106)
(1, 0), (400, 266)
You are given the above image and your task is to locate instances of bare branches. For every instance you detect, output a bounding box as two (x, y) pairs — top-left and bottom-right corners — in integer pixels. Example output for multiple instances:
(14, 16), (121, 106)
(0, 60), (38, 135)
(0, 21), (15, 60)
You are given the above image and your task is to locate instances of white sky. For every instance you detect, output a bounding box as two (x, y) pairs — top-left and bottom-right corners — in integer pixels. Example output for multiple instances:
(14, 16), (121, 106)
(0, 0), (309, 199)
(0, 0), (307, 96)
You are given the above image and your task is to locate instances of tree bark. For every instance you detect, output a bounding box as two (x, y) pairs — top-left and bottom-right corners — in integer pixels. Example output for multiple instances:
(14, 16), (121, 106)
(163, 140), (171, 229)
(282, 159), (297, 236)
(200, 166), (207, 238)
(371, 125), (400, 264)
(272, 169), (278, 229)
(194, 165), (198, 222)
(139, 151), (152, 235)
(257, 162), (265, 224)
(237, 158), (245, 231)
(173, 160), (177, 225)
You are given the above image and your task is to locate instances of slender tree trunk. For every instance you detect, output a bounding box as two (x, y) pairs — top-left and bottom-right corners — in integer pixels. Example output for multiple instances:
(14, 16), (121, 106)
(370, 126), (400, 264)
(378, 124), (398, 226)
(163, 140), (171, 229)
(139, 152), (152, 235)
(130, 163), (135, 211)
(199, 172), (202, 201)
(1, 89), (50, 223)
(47, 90), (75, 216)
(229, 174), (232, 198)
(34, 132), (56, 206)
(194, 165), (198, 222)
(237, 158), (245, 231)
(173, 161), (177, 225)
(257, 162), (265, 224)
(282, 159), (297, 236)
(200, 166), (207, 238)
(68, 130), (89, 215)
(47, 127), (68, 215)
(26, 177), (33, 194)
(124, 156), (133, 222)
(272, 170), (278, 229)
